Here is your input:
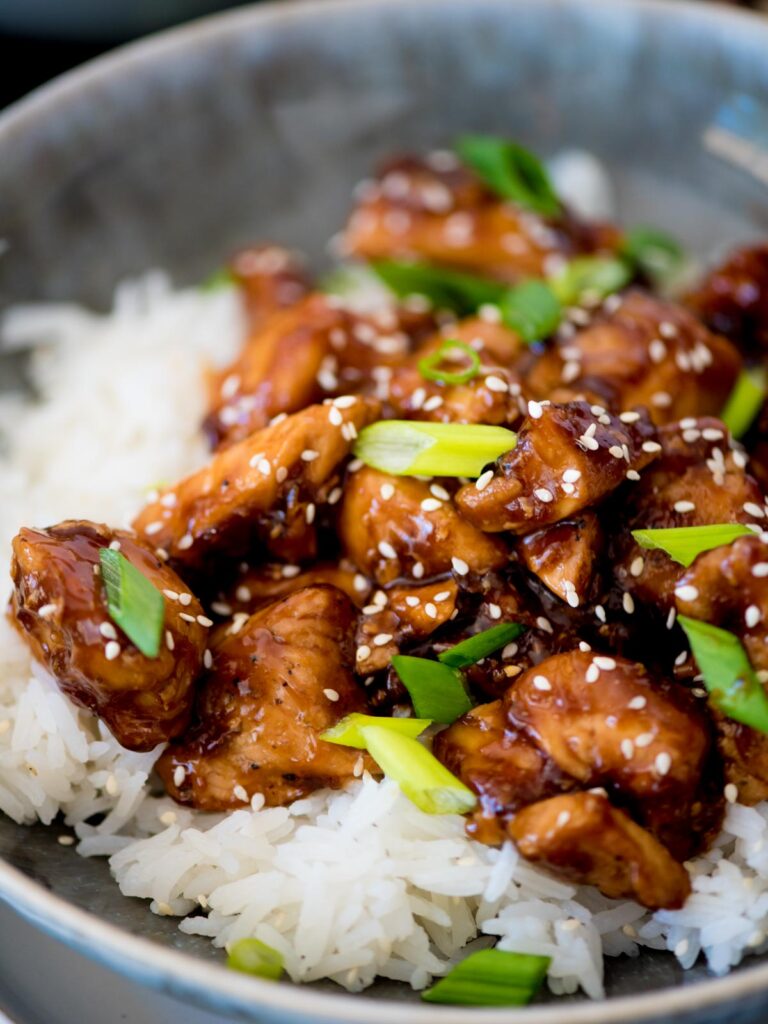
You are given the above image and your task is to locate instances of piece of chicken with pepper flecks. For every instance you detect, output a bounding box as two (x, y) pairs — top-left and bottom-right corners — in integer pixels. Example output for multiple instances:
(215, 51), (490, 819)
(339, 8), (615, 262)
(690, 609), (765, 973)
(9, 521), (207, 751)
(157, 585), (373, 810)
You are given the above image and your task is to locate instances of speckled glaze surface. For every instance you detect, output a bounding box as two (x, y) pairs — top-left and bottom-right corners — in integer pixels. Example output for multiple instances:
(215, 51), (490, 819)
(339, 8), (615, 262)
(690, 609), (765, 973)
(2, 1), (768, 1021)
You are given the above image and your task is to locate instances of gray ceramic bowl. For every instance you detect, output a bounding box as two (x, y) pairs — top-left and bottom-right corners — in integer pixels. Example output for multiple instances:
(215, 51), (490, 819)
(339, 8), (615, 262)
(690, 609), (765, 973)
(2, 1), (768, 1021)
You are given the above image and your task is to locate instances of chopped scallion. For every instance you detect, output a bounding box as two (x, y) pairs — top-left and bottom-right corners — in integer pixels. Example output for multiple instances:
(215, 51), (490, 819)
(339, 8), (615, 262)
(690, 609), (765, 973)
(372, 260), (506, 314)
(678, 616), (768, 733)
(439, 623), (526, 668)
(421, 948), (551, 1006)
(353, 420), (516, 477)
(720, 366), (766, 439)
(499, 279), (562, 343)
(391, 656), (472, 723)
(227, 938), (284, 980)
(418, 338), (481, 385)
(631, 524), (754, 567)
(98, 548), (165, 658)
(320, 713), (432, 749)
(456, 135), (561, 218)
(200, 267), (236, 292)
(622, 226), (684, 287)
(550, 255), (632, 305)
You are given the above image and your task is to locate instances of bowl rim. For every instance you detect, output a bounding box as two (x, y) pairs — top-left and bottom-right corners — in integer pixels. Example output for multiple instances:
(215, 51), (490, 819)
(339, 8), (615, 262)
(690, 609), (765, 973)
(3, 0), (768, 1019)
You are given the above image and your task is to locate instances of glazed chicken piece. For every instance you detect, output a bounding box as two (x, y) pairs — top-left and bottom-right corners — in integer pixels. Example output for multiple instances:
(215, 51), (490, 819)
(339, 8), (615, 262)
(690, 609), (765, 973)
(9, 522), (207, 751)
(205, 292), (432, 447)
(340, 466), (508, 586)
(133, 398), (379, 569)
(685, 244), (768, 355)
(525, 289), (742, 425)
(228, 244), (310, 332)
(212, 560), (371, 619)
(385, 316), (526, 425)
(157, 585), (371, 810)
(434, 700), (578, 844)
(455, 400), (658, 536)
(518, 512), (603, 608)
(508, 792), (691, 910)
(505, 650), (723, 859)
(342, 153), (620, 283)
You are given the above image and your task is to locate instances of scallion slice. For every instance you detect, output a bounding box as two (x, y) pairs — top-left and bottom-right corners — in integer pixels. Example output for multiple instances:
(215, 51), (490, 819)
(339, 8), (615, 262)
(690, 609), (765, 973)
(353, 420), (516, 477)
(98, 548), (165, 658)
(372, 260), (506, 314)
(391, 656), (472, 723)
(678, 616), (768, 733)
(622, 226), (684, 287)
(359, 724), (476, 815)
(227, 938), (284, 980)
(320, 713), (432, 749)
(721, 367), (766, 439)
(456, 136), (561, 218)
(418, 338), (481, 385)
(200, 267), (236, 292)
(631, 524), (754, 567)
(499, 279), (562, 343)
(550, 255), (632, 305)
(421, 949), (551, 1006)
(439, 623), (526, 669)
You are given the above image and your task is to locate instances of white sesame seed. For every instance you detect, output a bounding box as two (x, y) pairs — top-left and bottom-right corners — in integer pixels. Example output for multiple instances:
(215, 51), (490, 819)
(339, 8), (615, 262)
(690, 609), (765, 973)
(434, 590), (451, 602)
(623, 592), (635, 614)
(275, 466), (288, 484)
(58, 835), (76, 846)
(630, 556), (645, 577)
(744, 502), (765, 519)
(578, 433), (600, 451)
(197, 615), (213, 628)
(301, 449), (320, 462)
(378, 540), (397, 559)
(642, 441), (662, 454)
(635, 732), (654, 748)
(420, 498), (442, 512)
(623, 924), (638, 938)
(105, 774), (119, 796)
(746, 605), (762, 628)
(534, 487), (554, 503)
(566, 589), (580, 609)
(305, 502), (316, 524)
(675, 585), (699, 602)
(105, 641), (121, 661)
(179, 613), (196, 623)
(353, 573), (368, 592)
(595, 604), (607, 623)
(593, 656), (616, 672)
(555, 810), (571, 828)
(659, 321), (678, 339)
(405, 596), (420, 608)
(162, 589), (179, 602)
(333, 395), (357, 409)
(753, 563), (768, 578)
(145, 521), (164, 536)
(411, 387), (426, 410)
(173, 766), (186, 788)
(329, 406), (343, 426)
(256, 458), (272, 476)
(655, 752), (672, 776)
(488, 603), (502, 620)
(174, 593), (191, 608)
(502, 642), (519, 658)
(430, 484), (450, 501)
(177, 534), (194, 551)
(674, 500), (695, 513)
(373, 633), (393, 647)
(424, 602), (438, 619)
(666, 607), (677, 630)
(562, 361), (581, 383)
(619, 411), (641, 424)
(578, 641), (592, 652)
(628, 696), (647, 710)
(108, 540), (121, 551)
(203, 649), (213, 669)
(533, 675), (552, 691)
(563, 468), (581, 483)
(702, 428), (724, 441)
(476, 469), (494, 491)
(621, 739), (635, 759)
(682, 429), (701, 443)
(485, 374), (508, 393)
(586, 664), (600, 683)
(649, 339), (667, 363)
(536, 616), (553, 633)
(725, 783), (738, 804)
(451, 556), (469, 576)
(165, 630), (175, 651)
(356, 644), (372, 661)
(96, 622), (117, 642)
(413, 562), (425, 579)
(562, 482), (575, 495)
(323, 688), (340, 702)
(626, 469), (641, 481)
(528, 400), (544, 419)
(608, 445), (624, 459)
(233, 784), (248, 802)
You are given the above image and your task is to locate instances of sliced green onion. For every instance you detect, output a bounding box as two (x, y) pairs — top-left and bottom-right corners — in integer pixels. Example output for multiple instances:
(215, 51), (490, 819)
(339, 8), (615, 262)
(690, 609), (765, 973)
(391, 656), (472, 723)
(631, 524), (754, 567)
(421, 949), (551, 1006)
(456, 135), (561, 218)
(678, 616), (768, 733)
(320, 713), (432, 749)
(200, 267), (236, 292)
(550, 255), (632, 305)
(721, 366), (766, 439)
(98, 548), (164, 658)
(621, 226), (684, 287)
(499, 279), (562, 343)
(353, 420), (516, 477)
(227, 938), (284, 980)
(418, 338), (481, 385)
(359, 724), (476, 815)
(372, 260), (506, 315)
(439, 623), (526, 669)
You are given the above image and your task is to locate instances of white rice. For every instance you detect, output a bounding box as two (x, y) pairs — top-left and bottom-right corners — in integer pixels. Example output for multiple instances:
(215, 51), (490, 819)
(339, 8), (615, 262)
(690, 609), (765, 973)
(2, 271), (768, 999)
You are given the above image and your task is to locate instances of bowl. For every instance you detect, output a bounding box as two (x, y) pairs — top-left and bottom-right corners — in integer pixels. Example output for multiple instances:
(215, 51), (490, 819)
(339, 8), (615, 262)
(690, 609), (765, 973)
(2, 1), (768, 1021)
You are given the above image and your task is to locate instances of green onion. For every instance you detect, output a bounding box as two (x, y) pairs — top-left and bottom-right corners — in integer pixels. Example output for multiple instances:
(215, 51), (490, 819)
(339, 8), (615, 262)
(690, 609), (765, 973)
(200, 267), (236, 292)
(227, 938), (284, 980)
(421, 949), (551, 1006)
(456, 135), (561, 218)
(439, 623), (526, 669)
(353, 420), (516, 477)
(98, 548), (165, 658)
(631, 524), (754, 567)
(621, 226), (684, 287)
(320, 713), (432, 749)
(359, 724), (477, 815)
(499, 279), (562, 343)
(550, 255), (632, 305)
(678, 616), (768, 733)
(721, 367), (766, 439)
(372, 260), (506, 315)
(418, 338), (481, 385)
(391, 656), (472, 723)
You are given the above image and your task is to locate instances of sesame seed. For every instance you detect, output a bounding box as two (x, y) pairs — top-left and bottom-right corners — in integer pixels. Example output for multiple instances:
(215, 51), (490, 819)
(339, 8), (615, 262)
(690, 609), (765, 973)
(179, 613), (196, 623)
(562, 361), (580, 383)
(105, 774), (119, 796)
(534, 487), (554, 503)
(623, 924), (638, 938)
(256, 458), (272, 476)
(725, 783), (738, 803)
(485, 374), (508, 393)
(430, 484), (450, 501)
(276, 466), (288, 484)
(578, 433), (600, 451)
(630, 556), (645, 577)
(674, 500), (695, 513)
(424, 602), (438, 619)
(675, 585), (699, 602)
(528, 400), (544, 419)
(173, 766), (186, 787)
(228, 612), (249, 636)
(301, 449), (320, 462)
(562, 482), (575, 495)
(488, 603), (502, 620)
(682, 429), (701, 443)
(753, 563), (768, 578)
(595, 604), (606, 623)
(197, 615), (213, 628)
(57, 835), (75, 846)
(378, 540), (397, 559)
(333, 395), (357, 409)
(566, 588), (580, 609)
(635, 732), (654, 748)
(655, 752), (672, 776)
(623, 592), (635, 614)
(594, 656), (616, 670)
(420, 498), (442, 512)
(411, 387), (426, 410)
(502, 642), (519, 658)
(608, 445), (625, 459)
(628, 696), (647, 710)
(667, 607), (677, 629)
(652, 391), (672, 408)
(413, 562), (425, 579)
(642, 441), (662, 454)
(145, 521), (163, 536)
(203, 649), (213, 669)
(659, 321), (678, 339)
(373, 633), (393, 647)
(533, 675), (552, 691)
(556, 811), (571, 828)
(451, 556), (469, 576)
(619, 411), (641, 424)
(165, 630), (175, 651)
(626, 469), (641, 481)
(305, 503), (316, 524)
(536, 616), (553, 633)
(38, 603), (58, 619)
(578, 641), (592, 652)
(649, 339), (667, 363)
(97, 622), (118, 641)
(160, 810), (177, 826)
(702, 428), (724, 441)
(586, 664), (600, 683)
(105, 641), (121, 661)
(177, 534), (194, 551)
(621, 739), (635, 759)
(476, 469), (494, 491)
(108, 540), (121, 551)
(235, 585), (252, 603)
(178, 592), (192, 606)
(405, 595), (420, 607)
(323, 688), (340, 702)
(434, 590), (451, 602)
(563, 468), (581, 483)
(356, 644), (372, 661)
(233, 784), (248, 802)
(162, 589), (179, 602)
(744, 502), (765, 519)
(746, 605), (762, 628)
(353, 573), (368, 592)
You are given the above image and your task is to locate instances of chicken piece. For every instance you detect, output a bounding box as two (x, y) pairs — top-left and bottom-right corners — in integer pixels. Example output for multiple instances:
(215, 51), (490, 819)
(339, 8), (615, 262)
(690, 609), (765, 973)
(611, 419), (767, 618)
(205, 293), (431, 447)
(213, 560), (371, 619)
(715, 717), (768, 806)
(340, 467), (508, 586)
(9, 522), (207, 751)
(504, 650), (723, 858)
(343, 153), (620, 283)
(685, 244), (768, 355)
(229, 244), (310, 331)
(518, 512), (603, 608)
(386, 316), (526, 425)
(455, 400), (658, 535)
(133, 398), (379, 570)
(434, 701), (578, 844)
(526, 290), (742, 425)
(157, 586), (371, 810)
(508, 792), (691, 910)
